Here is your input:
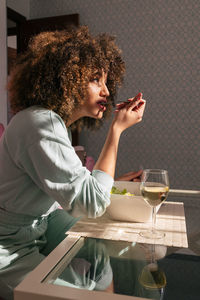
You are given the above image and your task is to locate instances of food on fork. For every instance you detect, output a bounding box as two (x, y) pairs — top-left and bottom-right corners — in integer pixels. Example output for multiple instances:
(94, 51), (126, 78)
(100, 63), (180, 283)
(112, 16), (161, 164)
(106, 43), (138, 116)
(116, 92), (144, 111)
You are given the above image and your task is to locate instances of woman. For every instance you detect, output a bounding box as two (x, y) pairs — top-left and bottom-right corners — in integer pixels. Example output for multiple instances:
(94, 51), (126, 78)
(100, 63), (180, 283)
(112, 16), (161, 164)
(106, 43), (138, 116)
(0, 26), (145, 299)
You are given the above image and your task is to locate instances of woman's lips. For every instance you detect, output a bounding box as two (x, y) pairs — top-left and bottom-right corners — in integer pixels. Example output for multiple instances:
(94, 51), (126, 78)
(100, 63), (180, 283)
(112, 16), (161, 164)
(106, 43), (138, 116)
(97, 100), (107, 111)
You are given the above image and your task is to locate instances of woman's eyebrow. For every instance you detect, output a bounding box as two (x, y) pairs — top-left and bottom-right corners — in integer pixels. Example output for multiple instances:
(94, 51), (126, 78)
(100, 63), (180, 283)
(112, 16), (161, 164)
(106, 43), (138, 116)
(92, 71), (101, 77)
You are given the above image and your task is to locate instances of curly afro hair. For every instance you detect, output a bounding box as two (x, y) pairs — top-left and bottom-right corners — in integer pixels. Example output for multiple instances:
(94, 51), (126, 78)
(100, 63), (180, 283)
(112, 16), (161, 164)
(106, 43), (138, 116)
(8, 26), (125, 131)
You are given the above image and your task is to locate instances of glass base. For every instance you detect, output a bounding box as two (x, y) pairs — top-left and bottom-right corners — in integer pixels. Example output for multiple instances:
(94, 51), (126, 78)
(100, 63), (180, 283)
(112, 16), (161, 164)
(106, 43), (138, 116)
(139, 229), (165, 239)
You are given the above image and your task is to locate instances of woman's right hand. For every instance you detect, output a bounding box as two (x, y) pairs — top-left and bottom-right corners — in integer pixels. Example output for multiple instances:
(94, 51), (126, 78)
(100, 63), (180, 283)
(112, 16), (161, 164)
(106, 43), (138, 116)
(93, 93), (146, 179)
(112, 93), (146, 133)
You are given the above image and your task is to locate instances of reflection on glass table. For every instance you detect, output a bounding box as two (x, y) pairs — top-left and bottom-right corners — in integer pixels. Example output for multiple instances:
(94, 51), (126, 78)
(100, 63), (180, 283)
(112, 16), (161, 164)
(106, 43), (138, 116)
(138, 243), (167, 300)
(46, 238), (167, 299)
(26, 236), (199, 300)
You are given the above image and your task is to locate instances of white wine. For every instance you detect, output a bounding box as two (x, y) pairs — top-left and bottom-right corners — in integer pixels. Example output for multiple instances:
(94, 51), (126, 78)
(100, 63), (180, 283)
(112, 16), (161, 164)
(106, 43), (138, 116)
(141, 186), (169, 207)
(139, 263), (166, 289)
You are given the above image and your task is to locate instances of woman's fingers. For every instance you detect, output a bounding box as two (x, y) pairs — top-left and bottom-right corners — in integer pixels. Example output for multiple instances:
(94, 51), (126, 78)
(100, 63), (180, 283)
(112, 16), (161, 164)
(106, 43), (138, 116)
(115, 169), (143, 181)
(115, 92), (143, 111)
(113, 93), (146, 131)
(127, 99), (144, 111)
(115, 99), (143, 112)
(127, 92), (143, 103)
(137, 100), (146, 116)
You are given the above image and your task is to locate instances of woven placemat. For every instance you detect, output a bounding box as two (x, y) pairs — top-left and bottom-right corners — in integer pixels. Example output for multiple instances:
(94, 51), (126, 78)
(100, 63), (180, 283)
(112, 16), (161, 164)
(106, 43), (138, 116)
(68, 201), (188, 248)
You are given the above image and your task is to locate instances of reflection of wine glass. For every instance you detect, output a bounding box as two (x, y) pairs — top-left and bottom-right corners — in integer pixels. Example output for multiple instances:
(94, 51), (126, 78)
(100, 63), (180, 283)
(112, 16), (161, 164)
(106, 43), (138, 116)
(140, 169), (169, 239)
(138, 262), (166, 299)
(138, 243), (167, 300)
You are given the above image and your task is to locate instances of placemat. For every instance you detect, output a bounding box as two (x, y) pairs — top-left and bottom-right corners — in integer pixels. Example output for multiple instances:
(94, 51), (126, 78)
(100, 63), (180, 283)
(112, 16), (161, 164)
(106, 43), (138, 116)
(68, 201), (188, 248)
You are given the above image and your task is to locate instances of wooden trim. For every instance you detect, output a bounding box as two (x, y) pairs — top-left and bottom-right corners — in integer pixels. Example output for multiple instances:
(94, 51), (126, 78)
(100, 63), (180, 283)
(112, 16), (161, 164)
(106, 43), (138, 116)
(169, 189), (200, 198)
(8, 46), (17, 74)
(7, 27), (17, 36)
(7, 7), (26, 23)
(22, 13), (79, 27)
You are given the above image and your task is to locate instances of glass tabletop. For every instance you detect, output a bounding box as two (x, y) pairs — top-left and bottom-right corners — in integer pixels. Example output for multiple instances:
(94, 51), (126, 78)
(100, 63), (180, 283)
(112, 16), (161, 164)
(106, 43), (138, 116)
(14, 190), (200, 300)
(42, 236), (200, 300)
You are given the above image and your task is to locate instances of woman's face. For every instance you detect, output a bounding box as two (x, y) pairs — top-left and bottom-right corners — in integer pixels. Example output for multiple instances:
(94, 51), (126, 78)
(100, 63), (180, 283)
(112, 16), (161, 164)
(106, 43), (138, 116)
(82, 70), (110, 119)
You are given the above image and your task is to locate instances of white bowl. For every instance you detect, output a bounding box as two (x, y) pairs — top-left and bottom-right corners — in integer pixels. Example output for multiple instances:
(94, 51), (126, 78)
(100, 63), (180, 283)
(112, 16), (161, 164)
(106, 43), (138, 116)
(107, 181), (160, 223)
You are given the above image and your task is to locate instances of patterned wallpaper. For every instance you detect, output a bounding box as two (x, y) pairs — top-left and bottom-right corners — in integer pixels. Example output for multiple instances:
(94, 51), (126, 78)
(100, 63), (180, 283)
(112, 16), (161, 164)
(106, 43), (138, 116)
(30, 0), (200, 189)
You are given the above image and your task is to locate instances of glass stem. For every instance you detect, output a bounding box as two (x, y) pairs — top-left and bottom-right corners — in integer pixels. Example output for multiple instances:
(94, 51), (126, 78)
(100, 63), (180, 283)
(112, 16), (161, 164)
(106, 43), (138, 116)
(152, 206), (156, 233)
(151, 243), (156, 263)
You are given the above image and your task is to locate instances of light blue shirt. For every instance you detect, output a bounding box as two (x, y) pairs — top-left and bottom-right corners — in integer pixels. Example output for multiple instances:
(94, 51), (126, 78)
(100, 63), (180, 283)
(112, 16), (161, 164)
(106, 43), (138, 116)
(0, 107), (113, 218)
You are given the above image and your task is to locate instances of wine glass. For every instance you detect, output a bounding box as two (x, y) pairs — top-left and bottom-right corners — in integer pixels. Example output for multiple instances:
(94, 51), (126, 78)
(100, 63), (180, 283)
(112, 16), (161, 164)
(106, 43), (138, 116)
(138, 243), (167, 300)
(140, 169), (169, 239)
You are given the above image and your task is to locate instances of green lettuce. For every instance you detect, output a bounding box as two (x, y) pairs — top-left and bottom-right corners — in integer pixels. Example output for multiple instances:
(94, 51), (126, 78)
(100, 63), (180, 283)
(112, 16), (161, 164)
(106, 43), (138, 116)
(111, 186), (134, 196)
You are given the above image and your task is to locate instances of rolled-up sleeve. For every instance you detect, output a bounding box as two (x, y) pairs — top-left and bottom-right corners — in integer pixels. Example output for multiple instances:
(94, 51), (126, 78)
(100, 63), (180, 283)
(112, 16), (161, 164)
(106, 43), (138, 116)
(19, 132), (113, 218)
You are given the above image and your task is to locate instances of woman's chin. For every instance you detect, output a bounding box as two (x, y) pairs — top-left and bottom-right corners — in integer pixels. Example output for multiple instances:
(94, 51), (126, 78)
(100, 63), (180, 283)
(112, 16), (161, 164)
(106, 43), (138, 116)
(96, 110), (104, 119)
(91, 110), (104, 119)
(86, 110), (104, 119)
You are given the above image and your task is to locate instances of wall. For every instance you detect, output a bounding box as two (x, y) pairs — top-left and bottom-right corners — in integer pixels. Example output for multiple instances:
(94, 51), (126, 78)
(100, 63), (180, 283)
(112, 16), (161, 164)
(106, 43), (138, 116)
(29, 0), (199, 189)
(0, 0), (7, 127)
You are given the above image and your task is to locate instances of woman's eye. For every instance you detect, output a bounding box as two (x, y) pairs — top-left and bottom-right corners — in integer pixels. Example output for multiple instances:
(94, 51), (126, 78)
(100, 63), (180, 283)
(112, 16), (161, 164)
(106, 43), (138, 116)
(92, 78), (99, 83)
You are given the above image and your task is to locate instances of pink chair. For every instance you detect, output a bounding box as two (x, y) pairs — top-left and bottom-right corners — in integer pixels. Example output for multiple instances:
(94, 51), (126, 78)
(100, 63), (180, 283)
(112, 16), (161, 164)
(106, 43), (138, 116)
(0, 123), (5, 139)
(85, 156), (95, 172)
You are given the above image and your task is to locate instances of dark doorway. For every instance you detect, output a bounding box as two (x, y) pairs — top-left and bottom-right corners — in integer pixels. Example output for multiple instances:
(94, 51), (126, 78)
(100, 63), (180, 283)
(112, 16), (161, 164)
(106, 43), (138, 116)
(7, 7), (79, 145)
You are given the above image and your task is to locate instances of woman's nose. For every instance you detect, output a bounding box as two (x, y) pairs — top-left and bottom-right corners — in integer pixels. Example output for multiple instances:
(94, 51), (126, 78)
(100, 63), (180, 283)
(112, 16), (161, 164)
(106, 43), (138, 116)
(100, 83), (110, 97)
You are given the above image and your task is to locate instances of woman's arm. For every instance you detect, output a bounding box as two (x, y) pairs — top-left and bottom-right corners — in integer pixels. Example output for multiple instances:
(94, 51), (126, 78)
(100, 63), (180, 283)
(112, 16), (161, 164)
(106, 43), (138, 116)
(93, 122), (121, 178)
(93, 96), (146, 178)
